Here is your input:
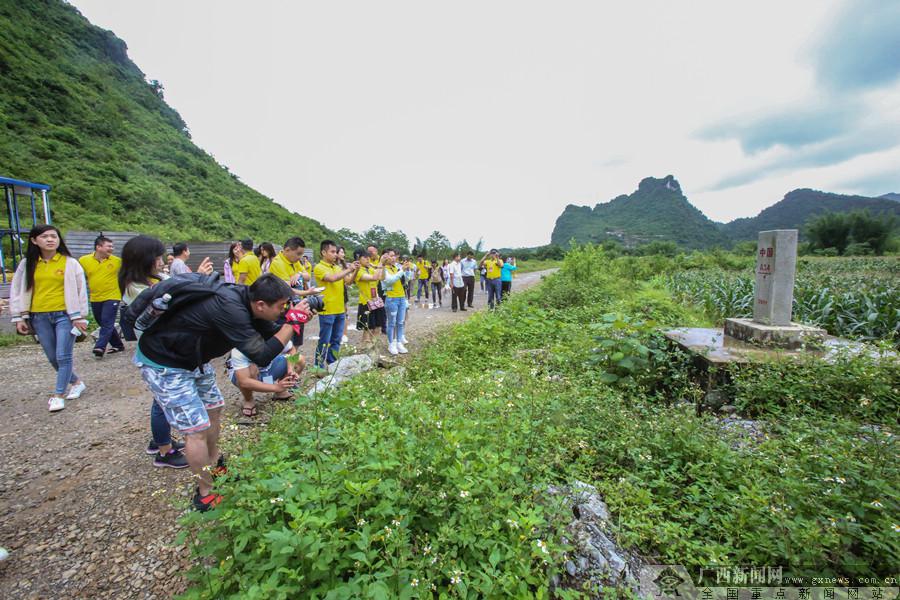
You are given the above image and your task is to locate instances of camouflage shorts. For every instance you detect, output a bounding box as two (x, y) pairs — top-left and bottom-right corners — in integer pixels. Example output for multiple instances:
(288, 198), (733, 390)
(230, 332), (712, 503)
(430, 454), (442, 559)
(140, 363), (224, 434)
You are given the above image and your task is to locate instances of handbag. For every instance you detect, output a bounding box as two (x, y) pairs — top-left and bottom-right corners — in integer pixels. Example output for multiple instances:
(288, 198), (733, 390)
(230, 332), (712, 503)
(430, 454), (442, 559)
(366, 287), (384, 310)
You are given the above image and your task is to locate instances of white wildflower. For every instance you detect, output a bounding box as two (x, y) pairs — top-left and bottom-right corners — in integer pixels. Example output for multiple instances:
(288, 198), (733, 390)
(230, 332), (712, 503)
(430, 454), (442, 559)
(459, 489), (470, 498)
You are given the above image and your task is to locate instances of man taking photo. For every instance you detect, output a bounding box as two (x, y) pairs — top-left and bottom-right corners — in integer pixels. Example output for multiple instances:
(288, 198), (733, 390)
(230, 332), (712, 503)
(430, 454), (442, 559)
(480, 249), (504, 309)
(460, 251), (477, 308)
(133, 273), (307, 511)
(312, 240), (359, 369)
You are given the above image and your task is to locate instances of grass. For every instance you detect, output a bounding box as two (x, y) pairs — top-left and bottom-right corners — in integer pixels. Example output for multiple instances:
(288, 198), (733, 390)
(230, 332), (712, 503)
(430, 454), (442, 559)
(179, 247), (898, 598)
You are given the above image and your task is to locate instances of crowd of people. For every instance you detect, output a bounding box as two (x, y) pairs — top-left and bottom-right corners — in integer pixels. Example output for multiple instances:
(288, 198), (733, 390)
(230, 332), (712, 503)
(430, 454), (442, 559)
(7, 224), (521, 512)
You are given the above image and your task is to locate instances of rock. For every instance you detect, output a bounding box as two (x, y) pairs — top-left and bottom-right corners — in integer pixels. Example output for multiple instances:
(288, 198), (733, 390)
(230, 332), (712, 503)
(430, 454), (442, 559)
(719, 404), (737, 415)
(307, 354), (375, 396)
(545, 480), (646, 595)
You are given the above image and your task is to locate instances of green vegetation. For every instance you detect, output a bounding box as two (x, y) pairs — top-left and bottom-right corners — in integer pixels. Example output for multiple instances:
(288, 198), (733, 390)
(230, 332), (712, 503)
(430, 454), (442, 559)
(722, 189), (900, 243)
(0, 0), (334, 243)
(806, 210), (896, 255)
(667, 256), (900, 343)
(180, 247), (897, 598)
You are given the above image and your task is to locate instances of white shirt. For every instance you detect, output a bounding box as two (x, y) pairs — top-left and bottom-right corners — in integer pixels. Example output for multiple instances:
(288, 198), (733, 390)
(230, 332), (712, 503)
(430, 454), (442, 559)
(170, 257), (191, 276)
(228, 341), (293, 374)
(447, 261), (465, 287)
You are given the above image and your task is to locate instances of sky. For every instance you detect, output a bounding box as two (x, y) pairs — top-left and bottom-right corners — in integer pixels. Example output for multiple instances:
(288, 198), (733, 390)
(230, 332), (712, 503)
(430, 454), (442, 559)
(71, 0), (900, 248)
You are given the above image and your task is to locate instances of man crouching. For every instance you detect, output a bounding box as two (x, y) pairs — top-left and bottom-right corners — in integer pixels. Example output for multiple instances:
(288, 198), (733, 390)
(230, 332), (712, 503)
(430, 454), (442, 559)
(229, 342), (305, 418)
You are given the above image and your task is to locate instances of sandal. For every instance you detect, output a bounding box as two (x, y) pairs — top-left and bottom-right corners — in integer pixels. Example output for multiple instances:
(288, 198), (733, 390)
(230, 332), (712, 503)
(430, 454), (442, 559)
(241, 406), (258, 417)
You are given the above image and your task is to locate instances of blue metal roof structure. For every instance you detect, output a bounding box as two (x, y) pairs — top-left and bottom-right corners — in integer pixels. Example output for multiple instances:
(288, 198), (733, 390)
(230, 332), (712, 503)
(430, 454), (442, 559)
(0, 176), (52, 191)
(2, 176), (53, 283)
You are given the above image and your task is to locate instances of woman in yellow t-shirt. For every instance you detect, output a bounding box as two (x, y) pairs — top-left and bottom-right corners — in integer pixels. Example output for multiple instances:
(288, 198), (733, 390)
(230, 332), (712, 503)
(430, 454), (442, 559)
(9, 225), (89, 412)
(353, 248), (385, 347)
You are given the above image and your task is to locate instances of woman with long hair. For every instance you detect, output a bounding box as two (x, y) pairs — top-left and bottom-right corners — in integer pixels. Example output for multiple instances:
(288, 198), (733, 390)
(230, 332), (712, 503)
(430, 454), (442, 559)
(223, 242), (241, 284)
(9, 225), (89, 412)
(119, 235), (212, 469)
(119, 235), (187, 469)
(258, 242), (276, 274)
(429, 258), (445, 307)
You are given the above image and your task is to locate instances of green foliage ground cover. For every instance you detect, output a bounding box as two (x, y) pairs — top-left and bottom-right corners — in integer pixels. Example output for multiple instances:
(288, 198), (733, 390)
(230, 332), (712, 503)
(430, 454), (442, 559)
(666, 257), (900, 343)
(181, 247), (898, 599)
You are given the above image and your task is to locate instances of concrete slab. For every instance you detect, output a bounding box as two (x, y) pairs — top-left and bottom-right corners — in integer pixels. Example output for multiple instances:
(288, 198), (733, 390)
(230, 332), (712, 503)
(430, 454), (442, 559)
(724, 317), (826, 350)
(664, 327), (891, 365)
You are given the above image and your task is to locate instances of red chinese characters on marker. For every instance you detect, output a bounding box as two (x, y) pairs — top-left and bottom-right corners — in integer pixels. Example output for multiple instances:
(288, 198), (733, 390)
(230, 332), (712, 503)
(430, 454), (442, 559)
(766, 247), (774, 258)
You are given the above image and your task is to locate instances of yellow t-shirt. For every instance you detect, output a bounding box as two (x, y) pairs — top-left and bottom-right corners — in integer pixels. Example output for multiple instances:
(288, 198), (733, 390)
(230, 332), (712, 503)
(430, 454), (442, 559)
(355, 265), (379, 305)
(416, 260), (430, 280)
(78, 254), (122, 302)
(235, 253), (262, 285)
(31, 253), (68, 312)
(313, 261), (345, 315)
(384, 264), (405, 298)
(484, 258), (503, 279)
(269, 251), (304, 285)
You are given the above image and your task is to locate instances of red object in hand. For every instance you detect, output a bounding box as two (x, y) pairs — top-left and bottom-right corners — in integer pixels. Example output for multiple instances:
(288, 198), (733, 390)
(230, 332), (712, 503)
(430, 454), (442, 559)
(285, 307), (310, 334)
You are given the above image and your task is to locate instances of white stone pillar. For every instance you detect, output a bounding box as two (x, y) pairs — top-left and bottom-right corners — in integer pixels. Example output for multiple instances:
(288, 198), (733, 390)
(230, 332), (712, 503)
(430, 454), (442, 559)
(753, 229), (797, 326)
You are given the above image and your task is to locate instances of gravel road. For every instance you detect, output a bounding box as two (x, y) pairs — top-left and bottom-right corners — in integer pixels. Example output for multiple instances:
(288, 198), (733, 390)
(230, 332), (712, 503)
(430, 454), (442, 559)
(0, 269), (553, 599)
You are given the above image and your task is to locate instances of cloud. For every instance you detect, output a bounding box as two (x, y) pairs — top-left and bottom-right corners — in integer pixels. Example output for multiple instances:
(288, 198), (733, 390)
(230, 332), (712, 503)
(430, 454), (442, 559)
(814, 0), (900, 91)
(697, 0), (900, 191)
(835, 168), (900, 198)
(706, 122), (900, 191)
(699, 100), (860, 154)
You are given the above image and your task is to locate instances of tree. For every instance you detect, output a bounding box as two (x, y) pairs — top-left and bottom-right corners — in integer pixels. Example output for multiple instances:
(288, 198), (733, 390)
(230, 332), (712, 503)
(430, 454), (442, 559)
(806, 210), (896, 255)
(806, 212), (852, 255)
(848, 210), (895, 255)
(423, 231), (451, 258)
(358, 225), (410, 255)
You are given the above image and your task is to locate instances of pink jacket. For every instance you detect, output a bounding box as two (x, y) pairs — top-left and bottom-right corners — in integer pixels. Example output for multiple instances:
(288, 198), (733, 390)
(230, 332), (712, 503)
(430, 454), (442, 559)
(9, 255), (90, 324)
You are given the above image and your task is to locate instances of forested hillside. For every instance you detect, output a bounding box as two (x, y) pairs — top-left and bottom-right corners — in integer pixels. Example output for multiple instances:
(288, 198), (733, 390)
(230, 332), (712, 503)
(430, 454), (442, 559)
(0, 0), (334, 242)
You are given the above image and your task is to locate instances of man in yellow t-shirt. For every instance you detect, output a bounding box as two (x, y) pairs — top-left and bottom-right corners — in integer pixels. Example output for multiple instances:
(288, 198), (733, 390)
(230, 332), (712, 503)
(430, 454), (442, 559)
(415, 255), (431, 304)
(234, 239), (262, 285)
(268, 236), (313, 296)
(78, 234), (125, 358)
(480, 249), (504, 309)
(312, 239), (359, 368)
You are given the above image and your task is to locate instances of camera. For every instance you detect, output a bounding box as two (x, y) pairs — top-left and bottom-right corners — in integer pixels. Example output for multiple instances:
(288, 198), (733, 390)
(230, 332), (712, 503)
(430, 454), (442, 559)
(298, 294), (325, 313)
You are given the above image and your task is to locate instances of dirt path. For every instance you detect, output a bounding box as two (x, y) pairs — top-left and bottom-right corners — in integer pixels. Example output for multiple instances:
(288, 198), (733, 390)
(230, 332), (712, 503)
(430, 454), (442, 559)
(0, 270), (553, 599)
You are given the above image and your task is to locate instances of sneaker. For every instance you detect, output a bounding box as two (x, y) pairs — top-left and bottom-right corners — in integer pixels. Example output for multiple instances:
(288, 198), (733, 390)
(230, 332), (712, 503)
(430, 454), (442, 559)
(191, 488), (223, 512)
(341, 335), (349, 344)
(397, 342), (408, 354)
(401, 336), (409, 344)
(460, 307), (467, 311)
(153, 449), (189, 469)
(107, 347), (125, 355)
(0, 547), (8, 562)
(66, 381), (86, 400)
(92, 348), (104, 359)
(212, 454), (228, 478)
(48, 396), (65, 412)
(146, 439), (186, 455)
(388, 342), (398, 355)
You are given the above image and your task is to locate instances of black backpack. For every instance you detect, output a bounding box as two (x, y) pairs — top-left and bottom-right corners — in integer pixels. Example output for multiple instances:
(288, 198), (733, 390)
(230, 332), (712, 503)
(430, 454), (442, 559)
(121, 272), (226, 340)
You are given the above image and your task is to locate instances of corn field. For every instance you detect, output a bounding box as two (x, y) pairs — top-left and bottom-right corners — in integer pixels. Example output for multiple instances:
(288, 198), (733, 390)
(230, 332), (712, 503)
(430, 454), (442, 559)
(666, 257), (900, 343)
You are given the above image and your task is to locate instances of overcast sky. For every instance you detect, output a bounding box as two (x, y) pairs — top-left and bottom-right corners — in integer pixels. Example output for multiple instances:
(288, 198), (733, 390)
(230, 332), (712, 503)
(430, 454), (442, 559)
(71, 0), (900, 248)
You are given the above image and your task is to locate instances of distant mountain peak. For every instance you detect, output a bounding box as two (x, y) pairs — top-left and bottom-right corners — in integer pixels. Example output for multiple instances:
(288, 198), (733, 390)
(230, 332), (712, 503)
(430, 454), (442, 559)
(638, 175), (681, 193)
(880, 192), (900, 202)
(552, 175), (725, 249)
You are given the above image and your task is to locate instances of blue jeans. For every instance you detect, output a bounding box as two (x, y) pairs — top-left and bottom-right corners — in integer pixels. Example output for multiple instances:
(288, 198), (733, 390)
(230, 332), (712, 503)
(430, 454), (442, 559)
(486, 278), (503, 308)
(150, 400), (171, 447)
(91, 300), (124, 352)
(316, 312), (345, 368)
(385, 296), (408, 343)
(31, 311), (80, 395)
(416, 279), (429, 300)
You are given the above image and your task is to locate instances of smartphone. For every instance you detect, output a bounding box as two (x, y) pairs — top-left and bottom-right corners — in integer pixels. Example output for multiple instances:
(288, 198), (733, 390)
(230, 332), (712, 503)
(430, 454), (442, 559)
(311, 286), (326, 293)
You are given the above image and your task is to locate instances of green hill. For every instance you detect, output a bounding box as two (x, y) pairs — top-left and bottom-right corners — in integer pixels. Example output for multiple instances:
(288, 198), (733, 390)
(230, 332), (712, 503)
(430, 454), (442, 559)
(0, 0), (334, 243)
(720, 189), (900, 241)
(550, 175), (730, 249)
